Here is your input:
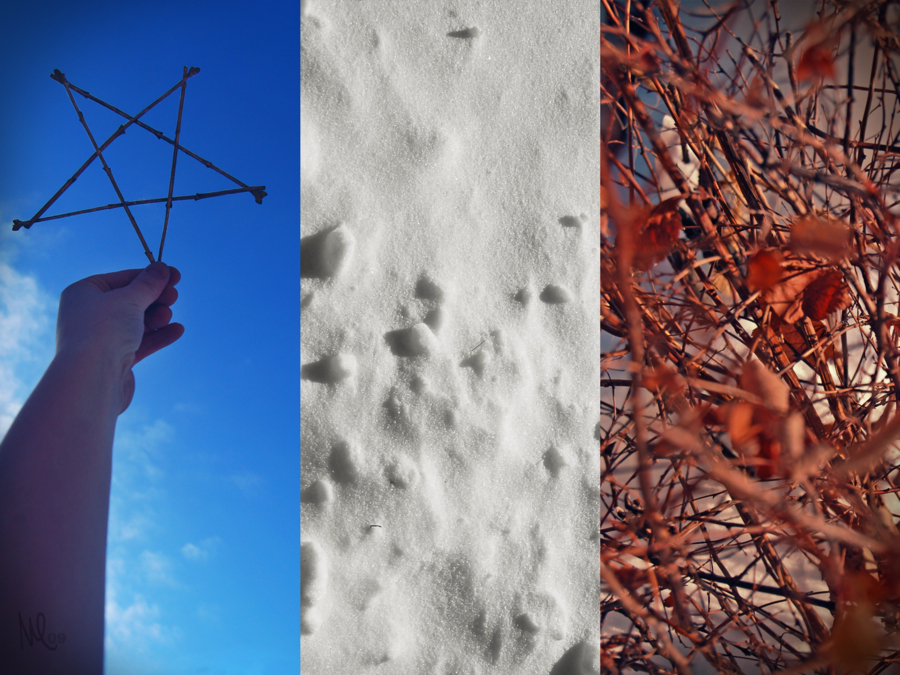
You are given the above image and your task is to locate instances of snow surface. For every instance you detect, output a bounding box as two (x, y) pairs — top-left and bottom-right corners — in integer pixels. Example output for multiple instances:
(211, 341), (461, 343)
(300, 1), (600, 673)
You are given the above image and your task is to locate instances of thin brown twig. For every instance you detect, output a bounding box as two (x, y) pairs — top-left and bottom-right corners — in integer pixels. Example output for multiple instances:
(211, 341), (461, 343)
(56, 70), (155, 262)
(62, 74), (267, 204)
(159, 66), (190, 262)
(16, 187), (267, 225)
(11, 67), (198, 232)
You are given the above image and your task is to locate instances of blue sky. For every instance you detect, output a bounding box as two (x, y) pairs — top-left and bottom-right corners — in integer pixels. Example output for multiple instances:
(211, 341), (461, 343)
(1, 1), (300, 673)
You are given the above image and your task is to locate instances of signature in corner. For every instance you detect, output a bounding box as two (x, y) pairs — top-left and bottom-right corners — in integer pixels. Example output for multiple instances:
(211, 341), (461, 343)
(18, 612), (65, 651)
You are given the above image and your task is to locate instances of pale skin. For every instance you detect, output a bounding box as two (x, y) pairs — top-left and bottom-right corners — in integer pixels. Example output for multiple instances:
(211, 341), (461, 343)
(0, 262), (183, 673)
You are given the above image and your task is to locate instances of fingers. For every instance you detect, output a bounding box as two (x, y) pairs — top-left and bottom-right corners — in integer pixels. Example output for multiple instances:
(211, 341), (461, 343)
(144, 304), (173, 332)
(166, 266), (181, 287)
(136, 264), (182, 360)
(126, 262), (173, 309)
(134, 322), (185, 365)
(83, 265), (181, 292)
(154, 284), (179, 308)
(86, 269), (144, 291)
(122, 263), (183, 310)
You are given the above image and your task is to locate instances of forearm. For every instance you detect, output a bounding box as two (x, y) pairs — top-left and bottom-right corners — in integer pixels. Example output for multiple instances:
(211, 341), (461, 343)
(0, 347), (125, 674)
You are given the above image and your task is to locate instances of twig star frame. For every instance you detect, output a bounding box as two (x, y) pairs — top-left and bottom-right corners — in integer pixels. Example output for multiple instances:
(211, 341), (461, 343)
(12, 67), (267, 263)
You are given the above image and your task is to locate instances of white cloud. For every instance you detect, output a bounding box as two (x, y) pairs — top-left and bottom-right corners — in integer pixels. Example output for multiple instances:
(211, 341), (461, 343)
(105, 418), (181, 656)
(113, 419), (174, 484)
(230, 470), (263, 497)
(196, 603), (221, 623)
(105, 592), (164, 643)
(181, 543), (204, 560)
(0, 261), (52, 438)
(139, 550), (178, 587)
(104, 592), (181, 653)
(112, 511), (158, 543)
(181, 536), (221, 562)
(105, 557), (181, 656)
(107, 419), (174, 544)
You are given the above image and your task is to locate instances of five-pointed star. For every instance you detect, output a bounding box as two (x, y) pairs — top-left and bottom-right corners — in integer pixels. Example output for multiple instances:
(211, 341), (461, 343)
(13, 67), (266, 263)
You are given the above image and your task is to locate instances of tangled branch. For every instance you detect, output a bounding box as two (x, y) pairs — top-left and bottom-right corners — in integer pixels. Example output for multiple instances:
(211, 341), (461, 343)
(601, 0), (900, 672)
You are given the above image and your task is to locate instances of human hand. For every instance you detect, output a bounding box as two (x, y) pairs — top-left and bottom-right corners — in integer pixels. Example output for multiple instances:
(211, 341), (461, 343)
(56, 262), (184, 411)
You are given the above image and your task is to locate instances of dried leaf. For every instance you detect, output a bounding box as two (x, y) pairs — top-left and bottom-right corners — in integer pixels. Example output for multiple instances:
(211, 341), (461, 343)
(791, 215), (851, 261)
(640, 365), (686, 395)
(610, 564), (649, 591)
(797, 42), (836, 81)
(612, 202), (649, 270)
(872, 400), (897, 435)
(796, 21), (838, 82)
(799, 17), (832, 47)
(762, 259), (819, 323)
(781, 412), (806, 461)
(600, 184), (610, 237)
(739, 359), (789, 414)
(633, 197), (683, 270)
(829, 603), (884, 671)
(658, 425), (699, 453)
(763, 261), (849, 323)
(756, 436), (781, 480)
(842, 570), (882, 605)
(634, 43), (660, 76)
(742, 77), (770, 119)
(651, 438), (679, 458)
(709, 272), (734, 297)
(723, 401), (759, 446)
(701, 405), (725, 427)
(768, 315), (837, 365)
(886, 313), (900, 345)
(746, 250), (783, 292)
(802, 269), (850, 320)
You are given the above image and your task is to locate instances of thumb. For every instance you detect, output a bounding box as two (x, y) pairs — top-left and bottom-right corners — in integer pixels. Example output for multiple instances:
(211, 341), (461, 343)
(124, 262), (171, 309)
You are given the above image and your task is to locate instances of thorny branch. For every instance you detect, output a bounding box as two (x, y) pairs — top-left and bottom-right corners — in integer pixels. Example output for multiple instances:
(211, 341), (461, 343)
(601, 0), (900, 672)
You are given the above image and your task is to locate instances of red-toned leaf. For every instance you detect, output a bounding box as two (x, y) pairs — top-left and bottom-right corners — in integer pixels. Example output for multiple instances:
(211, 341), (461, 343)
(701, 404), (724, 427)
(801, 269), (850, 320)
(651, 439), (679, 457)
(768, 315), (837, 365)
(761, 259), (819, 323)
(781, 412), (806, 462)
(756, 436), (781, 480)
(633, 197), (683, 270)
(662, 593), (675, 607)
(600, 185), (611, 237)
(841, 570), (883, 606)
(791, 215), (851, 261)
(762, 260), (850, 323)
(797, 43), (836, 81)
(611, 202), (648, 270)
(886, 313), (900, 348)
(739, 359), (790, 414)
(722, 400), (759, 447)
(829, 602), (884, 671)
(634, 43), (660, 76)
(746, 250), (783, 292)
(640, 365), (685, 395)
(611, 564), (649, 591)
